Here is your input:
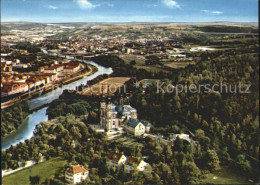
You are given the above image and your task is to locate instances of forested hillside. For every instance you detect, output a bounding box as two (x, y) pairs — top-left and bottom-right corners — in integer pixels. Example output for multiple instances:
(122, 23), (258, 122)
(1, 102), (30, 137)
(130, 47), (259, 179)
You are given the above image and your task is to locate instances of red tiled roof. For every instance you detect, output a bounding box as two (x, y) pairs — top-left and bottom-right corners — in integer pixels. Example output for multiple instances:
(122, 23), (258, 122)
(44, 66), (58, 70)
(106, 152), (123, 162)
(1, 82), (28, 92)
(67, 165), (88, 175)
(64, 66), (77, 69)
(125, 157), (140, 165)
(67, 61), (80, 66)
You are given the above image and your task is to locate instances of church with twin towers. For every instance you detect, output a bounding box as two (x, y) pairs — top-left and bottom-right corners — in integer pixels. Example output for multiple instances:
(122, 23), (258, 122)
(99, 88), (152, 136)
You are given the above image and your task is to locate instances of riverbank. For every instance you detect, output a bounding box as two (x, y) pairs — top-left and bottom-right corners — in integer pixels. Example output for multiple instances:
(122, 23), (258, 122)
(1, 107), (49, 150)
(1, 64), (97, 140)
(2, 58), (113, 150)
(24, 63), (97, 101)
(1, 63), (97, 110)
(1, 115), (29, 140)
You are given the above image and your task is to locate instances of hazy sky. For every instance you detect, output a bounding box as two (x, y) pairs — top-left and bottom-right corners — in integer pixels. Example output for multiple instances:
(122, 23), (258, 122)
(1, 0), (258, 23)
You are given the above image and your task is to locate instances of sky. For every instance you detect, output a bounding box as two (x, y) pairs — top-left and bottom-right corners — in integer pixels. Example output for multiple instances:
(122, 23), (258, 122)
(1, 0), (259, 23)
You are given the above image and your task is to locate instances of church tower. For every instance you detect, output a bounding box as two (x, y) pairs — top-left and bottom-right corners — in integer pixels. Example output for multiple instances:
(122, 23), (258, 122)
(106, 96), (112, 129)
(119, 94), (124, 105)
(100, 85), (106, 128)
(100, 98), (106, 128)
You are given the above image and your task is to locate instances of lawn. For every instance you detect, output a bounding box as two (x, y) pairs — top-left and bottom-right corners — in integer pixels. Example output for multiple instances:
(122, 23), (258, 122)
(2, 157), (67, 185)
(201, 166), (253, 184)
(116, 135), (143, 148)
(82, 77), (131, 95)
(119, 54), (145, 66)
(165, 62), (195, 69)
(120, 54), (172, 74)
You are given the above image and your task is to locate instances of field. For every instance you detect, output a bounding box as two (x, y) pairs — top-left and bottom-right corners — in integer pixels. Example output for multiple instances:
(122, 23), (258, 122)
(201, 166), (253, 184)
(116, 135), (143, 148)
(120, 54), (172, 73)
(164, 61), (195, 69)
(81, 77), (131, 95)
(2, 157), (67, 185)
(119, 54), (146, 66)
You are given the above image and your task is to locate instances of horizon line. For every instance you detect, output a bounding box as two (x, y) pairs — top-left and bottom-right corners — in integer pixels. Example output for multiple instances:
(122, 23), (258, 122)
(2, 21), (259, 24)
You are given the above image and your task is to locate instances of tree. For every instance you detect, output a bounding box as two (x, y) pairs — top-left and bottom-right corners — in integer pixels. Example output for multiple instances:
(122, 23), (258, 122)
(163, 145), (173, 159)
(29, 175), (40, 185)
(203, 149), (220, 171)
(181, 161), (201, 184)
(130, 60), (136, 65)
(219, 146), (231, 163)
(235, 154), (252, 174)
(170, 167), (181, 185)
(173, 137), (184, 152)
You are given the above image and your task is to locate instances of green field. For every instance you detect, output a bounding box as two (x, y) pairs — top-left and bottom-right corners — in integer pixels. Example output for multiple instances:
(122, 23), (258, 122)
(116, 136), (144, 148)
(2, 157), (67, 185)
(201, 166), (253, 184)
(119, 54), (173, 74)
(164, 61), (195, 69)
(119, 54), (146, 67)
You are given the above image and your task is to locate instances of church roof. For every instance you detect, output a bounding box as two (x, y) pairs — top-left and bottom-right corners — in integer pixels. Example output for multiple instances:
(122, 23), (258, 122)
(111, 104), (118, 113)
(111, 104), (136, 114)
(140, 120), (153, 127)
(126, 119), (141, 128)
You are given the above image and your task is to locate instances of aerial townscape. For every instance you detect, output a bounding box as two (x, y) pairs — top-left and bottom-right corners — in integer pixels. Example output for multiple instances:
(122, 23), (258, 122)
(1, 0), (259, 185)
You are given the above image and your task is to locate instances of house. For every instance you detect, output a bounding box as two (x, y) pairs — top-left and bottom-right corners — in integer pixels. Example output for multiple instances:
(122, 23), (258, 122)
(43, 66), (58, 73)
(169, 133), (198, 145)
(124, 120), (146, 136)
(38, 67), (44, 72)
(124, 157), (149, 173)
(106, 152), (127, 171)
(170, 133), (191, 143)
(12, 63), (28, 69)
(65, 165), (89, 185)
(63, 61), (81, 73)
(1, 82), (29, 97)
(141, 120), (153, 133)
(106, 153), (150, 174)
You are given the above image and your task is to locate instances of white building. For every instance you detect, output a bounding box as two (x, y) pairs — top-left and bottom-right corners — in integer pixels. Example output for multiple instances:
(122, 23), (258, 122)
(106, 153), (150, 174)
(65, 165), (89, 185)
(124, 120), (146, 136)
(124, 157), (149, 173)
(12, 63), (28, 69)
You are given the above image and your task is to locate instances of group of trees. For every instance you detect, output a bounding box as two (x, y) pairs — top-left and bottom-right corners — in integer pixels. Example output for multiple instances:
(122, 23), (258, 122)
(2, 110), (221, 184)
(145, 55), (161, 65)
(92, 54), (171, 80)
(1, 102), (29, 137)
(129, 43), (258, 179)
(46, 92), (98, 120)
(11, 42), (41, 53)
(2, 32), (258, 183)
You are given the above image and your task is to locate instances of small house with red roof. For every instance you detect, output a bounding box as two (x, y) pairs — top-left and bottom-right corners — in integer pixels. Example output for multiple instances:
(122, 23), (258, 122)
(124, 157), (149, 173)
(106, 152), (127, 171)
(65, 165), (89, 184)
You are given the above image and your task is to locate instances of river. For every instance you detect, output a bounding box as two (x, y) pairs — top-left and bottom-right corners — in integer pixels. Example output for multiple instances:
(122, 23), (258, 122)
(2, 50), (113, 150)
